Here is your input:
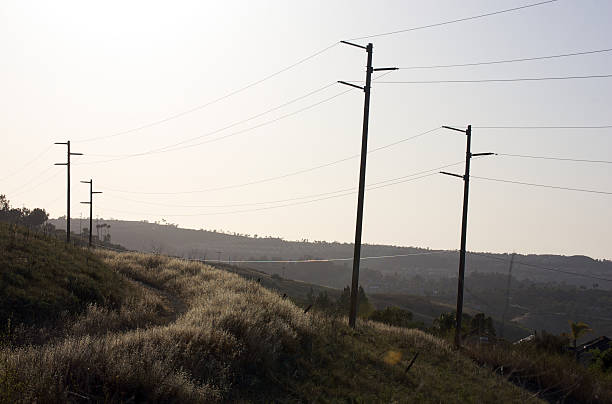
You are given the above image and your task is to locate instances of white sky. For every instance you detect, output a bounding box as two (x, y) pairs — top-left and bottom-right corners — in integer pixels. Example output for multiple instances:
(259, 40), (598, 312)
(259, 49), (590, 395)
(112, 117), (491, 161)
(1, 0), (611, 259)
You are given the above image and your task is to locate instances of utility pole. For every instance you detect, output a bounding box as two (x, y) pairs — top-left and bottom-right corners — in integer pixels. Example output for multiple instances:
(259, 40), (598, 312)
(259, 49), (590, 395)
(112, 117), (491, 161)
(80, 179), (102, 247)
(338, 41), (397, 328)
(54, 141), (83, 243)
(440, 125), (494, 347)
(500, 253), (516, 339)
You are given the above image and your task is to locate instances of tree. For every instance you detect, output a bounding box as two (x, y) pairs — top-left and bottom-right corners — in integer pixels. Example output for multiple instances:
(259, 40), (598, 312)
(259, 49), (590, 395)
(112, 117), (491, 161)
(23, 208), (48, 228)
(569, 321), (592, 349)
(370, 306), (414, 328)
(336, 286), (373, 318)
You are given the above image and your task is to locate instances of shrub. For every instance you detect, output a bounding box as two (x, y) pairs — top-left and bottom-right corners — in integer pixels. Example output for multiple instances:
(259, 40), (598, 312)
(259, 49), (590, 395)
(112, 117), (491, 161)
(369, 306), (414, 328)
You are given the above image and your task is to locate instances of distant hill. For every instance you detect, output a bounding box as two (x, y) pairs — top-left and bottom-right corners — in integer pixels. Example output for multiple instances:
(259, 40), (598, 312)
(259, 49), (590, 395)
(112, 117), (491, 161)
(50, 218), (612, 291)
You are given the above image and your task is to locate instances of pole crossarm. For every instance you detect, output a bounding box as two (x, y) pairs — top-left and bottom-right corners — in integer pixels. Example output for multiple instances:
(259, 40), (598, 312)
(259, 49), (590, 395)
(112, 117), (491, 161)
(472, 152), (496, 157)
(55, 140), (82, 243)
(338, 80), (365, 91)
(440, 171), (464, 179)
(340, 40), (367, 50)
(372, 67), (398, 72)
(442, 125), (467, 133)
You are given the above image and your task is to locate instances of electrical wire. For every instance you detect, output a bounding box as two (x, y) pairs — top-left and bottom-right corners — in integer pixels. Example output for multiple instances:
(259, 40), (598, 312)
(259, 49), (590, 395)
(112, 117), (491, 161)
(99, 163), (459, 217)
(370, 74), (612, 84)
(76, 42), (339, 143)
(471, 175), (612, 195)
(347, 0), (558, 41)
(473, 125), (612, 129)
(93, 241), (446, 264)
(203, 251), (446, 264)
(99, 126), (442, 195)
(0, 144), (54, 182)
(397, 47), (612, 70)
(78, 86), (356, 165)
(86, 82), (338, 158)
(498, 153), (612, 164)
(8, 169), (63, 198)
(104, 160), (462, 209)
(79, 71), (396, 165)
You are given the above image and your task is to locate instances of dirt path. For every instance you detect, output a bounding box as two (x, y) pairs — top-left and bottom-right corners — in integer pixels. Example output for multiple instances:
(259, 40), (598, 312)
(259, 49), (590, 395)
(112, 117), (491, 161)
(133, 279), (188, 323)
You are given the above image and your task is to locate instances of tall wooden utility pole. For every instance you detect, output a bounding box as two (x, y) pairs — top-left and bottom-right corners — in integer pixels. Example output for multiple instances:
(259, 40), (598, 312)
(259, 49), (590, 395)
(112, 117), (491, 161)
(55, 141), (83, 243)
(80, 179), (102, 247)
(440, 125), (494, 346)
(338, 41), (396, 328)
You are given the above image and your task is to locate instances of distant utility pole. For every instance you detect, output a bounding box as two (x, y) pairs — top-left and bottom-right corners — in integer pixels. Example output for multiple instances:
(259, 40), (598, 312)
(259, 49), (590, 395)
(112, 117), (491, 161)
(217, 251), (222, 262)
(500, 253), (516, 339)
(338, 41), (397, 329)
(80, 179), (103, 247)
(440, 125), (494, 347)
(54, 141), (83, 243)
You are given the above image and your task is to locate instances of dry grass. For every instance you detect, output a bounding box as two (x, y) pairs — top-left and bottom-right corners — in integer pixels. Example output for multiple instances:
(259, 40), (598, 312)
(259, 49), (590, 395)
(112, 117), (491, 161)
(1, 250), (547, 403)
(1, 251), (312, 403)
(465, 340), (612, 403)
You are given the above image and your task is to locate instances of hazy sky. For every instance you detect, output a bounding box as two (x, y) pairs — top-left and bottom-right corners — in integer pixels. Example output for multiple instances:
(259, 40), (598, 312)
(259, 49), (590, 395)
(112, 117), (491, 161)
(1, 0), (611, 259)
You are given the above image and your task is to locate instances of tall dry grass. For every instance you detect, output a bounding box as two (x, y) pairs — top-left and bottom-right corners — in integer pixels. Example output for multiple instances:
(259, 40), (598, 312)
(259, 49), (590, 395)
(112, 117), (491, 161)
(1, 251), (313, 403)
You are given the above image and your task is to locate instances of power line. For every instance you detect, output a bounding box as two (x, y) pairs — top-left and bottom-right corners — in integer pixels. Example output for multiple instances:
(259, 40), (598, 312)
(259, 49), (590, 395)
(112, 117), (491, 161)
(0, 144), (54, 182)
(79, 71), (396, 165)
(99, 126), (442, 195)
(398, 47), (612, 70)
(92, 241), (446, 264)
(76, 42), (339, 143)
(471, 175), (612, 195)
(86, 82), (339, 158)
(470, 252), (612, 283)
(473, 125), (612, 129)
(104, 160), (462, 209)
(347, 0), (558, 41)
(370, 74), (612, 84)
(99, 163), (458, 217)
(498, 153), (612, 164)
(78, 86), (356, 165)
(7, 167), (60, 197)
(203, 251), (446, 264)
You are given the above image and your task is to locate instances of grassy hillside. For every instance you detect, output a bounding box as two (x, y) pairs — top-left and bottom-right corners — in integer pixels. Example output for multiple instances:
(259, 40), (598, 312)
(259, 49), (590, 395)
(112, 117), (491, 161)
(1, 250), (544, 403)
(0, 222), (126, 327)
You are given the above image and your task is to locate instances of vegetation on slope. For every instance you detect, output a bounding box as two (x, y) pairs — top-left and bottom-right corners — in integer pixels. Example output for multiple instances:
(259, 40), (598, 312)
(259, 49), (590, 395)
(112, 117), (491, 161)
(2, 251), (542, 403)
(0, 222), (126, 327)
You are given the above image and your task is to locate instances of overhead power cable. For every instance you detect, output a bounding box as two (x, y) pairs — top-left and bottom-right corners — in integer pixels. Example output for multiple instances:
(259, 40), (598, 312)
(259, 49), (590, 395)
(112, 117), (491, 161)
(78, 86), (356, 165)
(498, 153), (612, 164)
(203, 251), (445, 264)
(92, 242), (446, 264)
(370, 74), (612, 84)
(100, 126), (442, 195)
(104, 159), (462, 209)
(99, 162), (459, 217)
(8, 169), (63, 198)
(471, 175), (612, 195)
(87, 82), (338, 158)
(80, 71), (395, 165)
(347, 0), (558, 41)
(472, 125), (612, 129)
(471, 252), (612, 283)
(77, 42), (339, 143)
(0, 144), (54, 182)
(397, 47), (612, 70)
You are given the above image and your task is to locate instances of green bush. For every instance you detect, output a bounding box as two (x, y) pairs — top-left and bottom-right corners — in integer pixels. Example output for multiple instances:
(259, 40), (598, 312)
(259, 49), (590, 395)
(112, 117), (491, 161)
(369, 306), (414, 328)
